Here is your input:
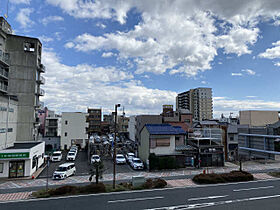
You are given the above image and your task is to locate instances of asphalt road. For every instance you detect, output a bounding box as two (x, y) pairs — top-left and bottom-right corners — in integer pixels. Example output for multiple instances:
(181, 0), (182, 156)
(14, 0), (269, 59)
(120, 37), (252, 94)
(2, 178), (280, 210)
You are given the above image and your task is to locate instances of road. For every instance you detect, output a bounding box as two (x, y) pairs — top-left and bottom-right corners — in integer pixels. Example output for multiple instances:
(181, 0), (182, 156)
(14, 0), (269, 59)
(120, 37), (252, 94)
(1, 178), (280, 210)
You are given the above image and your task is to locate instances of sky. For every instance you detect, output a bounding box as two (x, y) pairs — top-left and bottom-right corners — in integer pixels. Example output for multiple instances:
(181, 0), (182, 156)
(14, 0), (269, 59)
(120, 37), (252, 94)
(1, 0), (280, 118)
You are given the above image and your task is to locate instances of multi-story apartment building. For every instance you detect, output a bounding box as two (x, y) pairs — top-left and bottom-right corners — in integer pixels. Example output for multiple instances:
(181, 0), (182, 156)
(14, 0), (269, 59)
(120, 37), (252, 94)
(86, 108), (101, 136)
(45, 114), (61, 137)
(61, 112), (88, 150)
(0, 95), (18, 150)
(239, 110), (279, 127)
(0, 17), (45, 142)
(176, 87), (213, 121)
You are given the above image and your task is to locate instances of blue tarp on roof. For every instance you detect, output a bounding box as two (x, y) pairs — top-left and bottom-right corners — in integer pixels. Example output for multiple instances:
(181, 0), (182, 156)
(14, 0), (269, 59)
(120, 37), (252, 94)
(145, 124), (186, 135)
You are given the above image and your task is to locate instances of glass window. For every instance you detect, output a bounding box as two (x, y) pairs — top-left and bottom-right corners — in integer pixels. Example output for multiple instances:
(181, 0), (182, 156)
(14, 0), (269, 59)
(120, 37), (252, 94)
(65, 132), (67, 137)
(0, 163), (3, 173)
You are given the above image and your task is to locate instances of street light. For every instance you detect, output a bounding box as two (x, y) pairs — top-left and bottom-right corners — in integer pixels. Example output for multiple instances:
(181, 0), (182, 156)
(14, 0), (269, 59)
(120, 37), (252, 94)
(113, 103), (121, 189)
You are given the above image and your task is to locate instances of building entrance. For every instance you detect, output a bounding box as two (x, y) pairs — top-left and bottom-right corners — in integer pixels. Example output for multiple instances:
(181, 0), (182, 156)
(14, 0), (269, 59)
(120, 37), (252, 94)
(9, 161), (25, 178)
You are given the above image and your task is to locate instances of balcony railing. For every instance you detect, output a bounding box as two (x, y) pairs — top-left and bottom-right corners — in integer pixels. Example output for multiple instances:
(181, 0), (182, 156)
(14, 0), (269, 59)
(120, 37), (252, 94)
(36, 88), (45, 96)
(0, 82), (8, 93)
(0, 51), (9, 66)
(37, 75), (45, 84)
(38, 64), (46, 73)
(0, 67), (8, 79)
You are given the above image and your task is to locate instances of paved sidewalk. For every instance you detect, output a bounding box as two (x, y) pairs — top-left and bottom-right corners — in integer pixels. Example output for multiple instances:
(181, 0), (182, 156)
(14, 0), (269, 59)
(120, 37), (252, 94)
(0, 191), (32, 201)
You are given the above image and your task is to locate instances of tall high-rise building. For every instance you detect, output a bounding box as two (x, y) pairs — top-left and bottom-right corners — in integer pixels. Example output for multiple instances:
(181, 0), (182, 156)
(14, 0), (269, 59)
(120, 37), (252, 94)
(0, 17), (45, 142)
(86, 108), (102, 136)
(176, 87), (213, 121)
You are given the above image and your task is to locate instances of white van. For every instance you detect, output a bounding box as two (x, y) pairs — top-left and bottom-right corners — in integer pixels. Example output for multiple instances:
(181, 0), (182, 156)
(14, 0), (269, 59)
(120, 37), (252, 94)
(51, 151), (62, 162)
(52, 163), (76, 180)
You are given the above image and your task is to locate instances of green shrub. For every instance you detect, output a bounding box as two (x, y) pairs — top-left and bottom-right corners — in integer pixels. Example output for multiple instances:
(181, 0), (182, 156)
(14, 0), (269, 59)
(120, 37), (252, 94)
(143, 178), (167, 189)
(78, 183), (106, 194)
(192, 171), (254, 184)
(48, 185), (78, 196)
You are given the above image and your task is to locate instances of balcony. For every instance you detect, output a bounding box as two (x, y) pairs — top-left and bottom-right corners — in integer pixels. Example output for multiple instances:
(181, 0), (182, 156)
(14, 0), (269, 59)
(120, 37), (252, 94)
(0, 67), (8, 80)
(36, 88), (45, 96)
(0, 51), (9, 66)
(38, 64), (46, 73)
(0, 82), (8, 93)
(37, 75), (45, 84)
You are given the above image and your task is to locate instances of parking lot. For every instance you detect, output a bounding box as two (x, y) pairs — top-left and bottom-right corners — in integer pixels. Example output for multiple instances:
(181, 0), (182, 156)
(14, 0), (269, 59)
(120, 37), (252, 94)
(38, 150), (137, 178)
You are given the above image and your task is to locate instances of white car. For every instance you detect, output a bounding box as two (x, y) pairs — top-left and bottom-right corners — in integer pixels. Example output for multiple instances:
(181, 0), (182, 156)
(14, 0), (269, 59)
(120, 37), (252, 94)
(51, 151), (62, 162)
(52, 163), (76, 180)
(116, 154), (126, 164)
(91, 155), (101, 164)
(67, 151), (77, 161)
(131, 158), (144, 170)
(126, 153), (135, 164)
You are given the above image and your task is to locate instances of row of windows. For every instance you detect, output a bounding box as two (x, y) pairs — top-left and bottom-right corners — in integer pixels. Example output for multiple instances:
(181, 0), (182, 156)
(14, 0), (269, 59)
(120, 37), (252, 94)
(0, 128), (13, 133)
(0, 106), (14, 112)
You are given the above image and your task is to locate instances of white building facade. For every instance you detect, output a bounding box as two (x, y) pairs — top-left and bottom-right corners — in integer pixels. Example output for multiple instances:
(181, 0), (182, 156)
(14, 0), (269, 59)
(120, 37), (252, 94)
(61, 112), (88, 150)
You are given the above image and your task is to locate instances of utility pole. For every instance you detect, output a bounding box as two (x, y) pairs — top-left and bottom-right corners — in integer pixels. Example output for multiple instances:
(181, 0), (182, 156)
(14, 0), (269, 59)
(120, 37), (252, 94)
(113, 104), (120, 189)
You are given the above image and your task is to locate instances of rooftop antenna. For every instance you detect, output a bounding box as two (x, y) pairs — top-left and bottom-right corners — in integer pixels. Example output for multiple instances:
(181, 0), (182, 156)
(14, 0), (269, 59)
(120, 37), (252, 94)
(4, 0), (9, 19)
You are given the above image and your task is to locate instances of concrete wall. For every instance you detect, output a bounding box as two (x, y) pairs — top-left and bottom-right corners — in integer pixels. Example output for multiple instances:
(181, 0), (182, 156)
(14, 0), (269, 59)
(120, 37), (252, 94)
(139, 126), (150, 163)
(240, 110), (279, 127)
(150, 135), (176, 156)
(128, 116), (136, 141)
(0, 95), (18, 150)
(61, 112), (88, 150)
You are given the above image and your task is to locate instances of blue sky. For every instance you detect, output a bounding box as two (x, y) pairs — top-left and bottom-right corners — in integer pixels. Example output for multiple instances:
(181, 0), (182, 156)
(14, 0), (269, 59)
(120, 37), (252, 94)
(1, 0), (280, 118)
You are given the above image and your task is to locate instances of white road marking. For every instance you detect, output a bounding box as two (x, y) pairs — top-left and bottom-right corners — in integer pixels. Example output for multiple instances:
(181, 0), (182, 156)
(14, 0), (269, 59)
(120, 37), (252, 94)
(233, 185), (274, 192)
(188, 195), (228, 201)
(108, 196), (164, 203)
(146, 194), (280, 210)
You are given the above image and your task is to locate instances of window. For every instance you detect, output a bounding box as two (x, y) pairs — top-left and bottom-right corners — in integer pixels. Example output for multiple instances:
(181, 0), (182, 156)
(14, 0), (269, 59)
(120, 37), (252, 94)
(65, 132), (67, 137)
(32, 156), (37, 169)
(24, 42), (35, 52)
(0, 163), (3, 173)
(0, 128), (5, 133)
(151, 138), (170, 147)
(230, 137), (234, 141)
(65, 120), (68, 125)
(8, 128), (13, 132)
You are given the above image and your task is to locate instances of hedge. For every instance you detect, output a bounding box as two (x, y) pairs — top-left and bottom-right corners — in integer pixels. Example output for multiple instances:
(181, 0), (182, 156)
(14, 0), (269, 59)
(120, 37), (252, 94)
(192, 171), (254, 184)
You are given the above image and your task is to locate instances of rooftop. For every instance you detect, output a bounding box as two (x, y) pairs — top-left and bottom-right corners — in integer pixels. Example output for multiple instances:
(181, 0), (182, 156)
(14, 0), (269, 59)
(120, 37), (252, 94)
(6, 142), (42, 150)
(145, 124), (186, 135)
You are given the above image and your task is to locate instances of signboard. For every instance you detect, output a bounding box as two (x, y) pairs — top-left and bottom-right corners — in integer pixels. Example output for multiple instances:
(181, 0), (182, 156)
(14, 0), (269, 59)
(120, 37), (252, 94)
(0, 152), (29, 159)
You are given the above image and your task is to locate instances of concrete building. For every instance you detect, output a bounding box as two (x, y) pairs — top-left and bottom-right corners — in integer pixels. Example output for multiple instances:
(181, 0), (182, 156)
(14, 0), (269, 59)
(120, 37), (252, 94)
(61, 112), (88, 150)
(139, 124), (187, 165)
(0, 95), (18, 150)
(86, 108), (101, 136)
(128, 116), (136, 141)
(117, 115), (129, 134)
(239, 110), (279, 127)
(176, 87), (213, 121)
(0, 17), (45, 142)
(0, 142), (45, 178)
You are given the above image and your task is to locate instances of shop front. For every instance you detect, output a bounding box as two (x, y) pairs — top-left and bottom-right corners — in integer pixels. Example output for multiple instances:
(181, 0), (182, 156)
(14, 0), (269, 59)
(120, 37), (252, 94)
(0, 142), (45, 178)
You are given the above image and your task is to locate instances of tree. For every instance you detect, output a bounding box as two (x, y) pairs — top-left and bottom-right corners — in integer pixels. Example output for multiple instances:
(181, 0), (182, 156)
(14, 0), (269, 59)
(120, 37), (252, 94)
(89, 161), (104, 184)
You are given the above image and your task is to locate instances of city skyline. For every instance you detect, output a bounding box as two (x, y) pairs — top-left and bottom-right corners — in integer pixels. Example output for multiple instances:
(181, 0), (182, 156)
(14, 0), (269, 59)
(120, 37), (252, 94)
(1, 0), (280, 117)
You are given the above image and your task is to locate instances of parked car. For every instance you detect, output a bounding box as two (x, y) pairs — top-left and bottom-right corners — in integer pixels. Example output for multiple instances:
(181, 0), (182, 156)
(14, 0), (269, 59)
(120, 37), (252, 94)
(52, 163), (76, 180)
(91, 155), (101, 164)
(131, 158), (144, 170)
(94, 136), (101, 143)
(67, 151), (77, 161)
(51, 151), (62, 162)
(70, 147), (78, 155)
(126, 152), (135, 164)
(116, 154), (126, 164)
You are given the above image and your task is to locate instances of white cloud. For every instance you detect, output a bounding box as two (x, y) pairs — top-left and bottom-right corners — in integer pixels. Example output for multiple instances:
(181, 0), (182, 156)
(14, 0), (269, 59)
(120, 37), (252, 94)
(38, 36), (54, 43)
(41, 16), (64, 26)
(242, 69), (256, 75)
(201, 81), (207, 84)
(15, 8), (34, 29)
(42, 49), (176, 114)
(102, 52), (115, 58)
(213, 96), (280, 118)
(51, 0), (280, 77)
(259, 40), (280, 59)
(246, 96), (257, 98)
(96, 22), (106, 29)
(64, 42), (75, 49)
(10, 0), (30, 4)
(274, 62), (280, 66)
(231, 73), (243, 76)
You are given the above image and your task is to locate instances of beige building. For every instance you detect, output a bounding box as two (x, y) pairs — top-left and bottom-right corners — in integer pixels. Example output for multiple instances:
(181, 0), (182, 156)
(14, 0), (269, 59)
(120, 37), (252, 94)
(176, 87), (213, 121)
(239, 110), (279, 127)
